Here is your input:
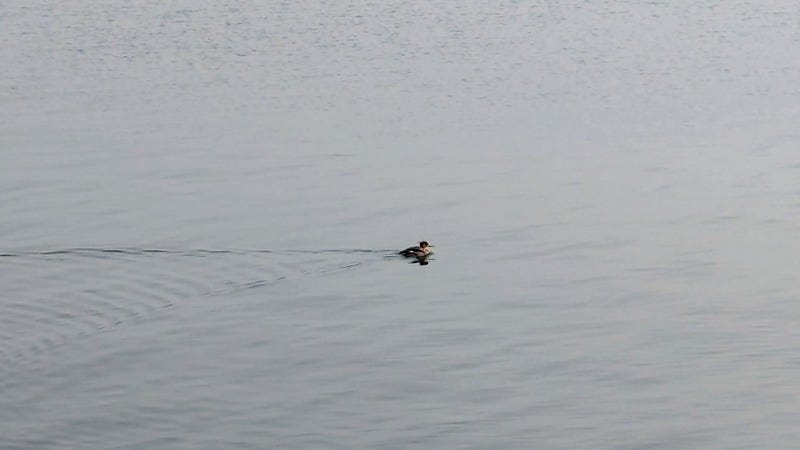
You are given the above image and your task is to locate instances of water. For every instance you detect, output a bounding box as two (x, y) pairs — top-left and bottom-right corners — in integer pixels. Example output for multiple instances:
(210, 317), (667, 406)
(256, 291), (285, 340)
(2, 1), (800, 448)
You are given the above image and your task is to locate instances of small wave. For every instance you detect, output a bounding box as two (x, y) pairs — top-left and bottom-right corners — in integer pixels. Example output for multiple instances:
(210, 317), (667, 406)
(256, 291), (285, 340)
(2, 247), (395, 258)
(0, 246), (392, 374)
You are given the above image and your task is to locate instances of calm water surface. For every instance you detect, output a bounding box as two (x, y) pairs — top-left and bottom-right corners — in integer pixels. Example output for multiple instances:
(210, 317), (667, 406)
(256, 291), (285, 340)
(3, 1), (800, 448)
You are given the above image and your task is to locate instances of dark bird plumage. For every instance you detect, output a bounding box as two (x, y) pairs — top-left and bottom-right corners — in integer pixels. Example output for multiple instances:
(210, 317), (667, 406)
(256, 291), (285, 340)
(398, 241), (434, 261)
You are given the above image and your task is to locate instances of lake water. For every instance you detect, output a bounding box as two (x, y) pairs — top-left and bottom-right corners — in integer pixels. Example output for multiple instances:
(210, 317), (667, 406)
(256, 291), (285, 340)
(3, 1), (800, 448)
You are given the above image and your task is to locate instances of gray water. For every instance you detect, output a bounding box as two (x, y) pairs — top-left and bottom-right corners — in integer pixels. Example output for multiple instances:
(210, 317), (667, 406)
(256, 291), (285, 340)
(3, 1), (800, 448)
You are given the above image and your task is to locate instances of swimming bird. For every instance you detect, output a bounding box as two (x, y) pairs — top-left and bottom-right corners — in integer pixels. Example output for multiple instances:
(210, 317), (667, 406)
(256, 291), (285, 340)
(398, 241), (434, 260)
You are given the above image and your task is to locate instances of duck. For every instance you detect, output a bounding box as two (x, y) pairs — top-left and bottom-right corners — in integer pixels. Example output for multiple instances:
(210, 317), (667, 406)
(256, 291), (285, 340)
(398, 241), (434, 259)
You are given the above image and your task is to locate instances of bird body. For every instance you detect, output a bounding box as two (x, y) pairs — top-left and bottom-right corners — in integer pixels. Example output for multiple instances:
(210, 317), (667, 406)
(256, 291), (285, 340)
(398, 241), (434, 260)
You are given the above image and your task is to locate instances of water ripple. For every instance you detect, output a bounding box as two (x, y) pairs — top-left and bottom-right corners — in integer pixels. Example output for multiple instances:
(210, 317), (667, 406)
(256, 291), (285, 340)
(0, 246), (393, 378)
